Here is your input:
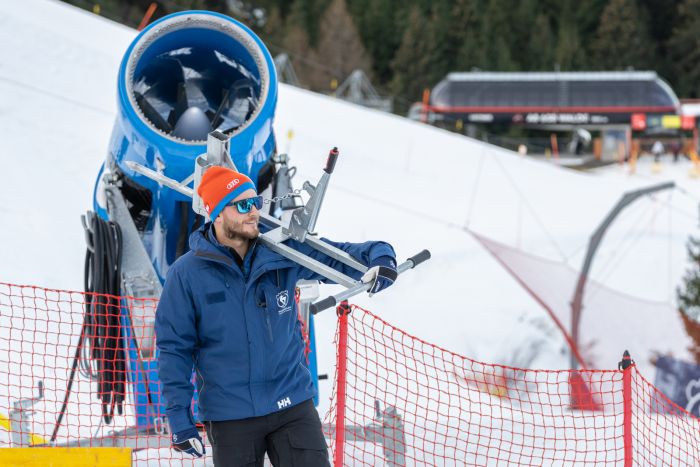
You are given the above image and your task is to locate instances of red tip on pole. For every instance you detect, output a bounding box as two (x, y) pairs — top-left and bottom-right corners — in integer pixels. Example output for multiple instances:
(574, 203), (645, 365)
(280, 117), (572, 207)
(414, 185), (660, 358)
(137, 3), (158, 31)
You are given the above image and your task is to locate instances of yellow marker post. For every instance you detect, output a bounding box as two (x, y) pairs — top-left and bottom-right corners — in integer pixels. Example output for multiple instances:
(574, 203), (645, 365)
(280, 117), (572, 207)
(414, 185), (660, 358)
(0, 447), (132, 466)
(689, 151), (700, 178)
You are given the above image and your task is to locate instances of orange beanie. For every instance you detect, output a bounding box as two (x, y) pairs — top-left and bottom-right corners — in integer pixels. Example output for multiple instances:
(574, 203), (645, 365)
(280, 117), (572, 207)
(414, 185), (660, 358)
(197, 166), (256, 220)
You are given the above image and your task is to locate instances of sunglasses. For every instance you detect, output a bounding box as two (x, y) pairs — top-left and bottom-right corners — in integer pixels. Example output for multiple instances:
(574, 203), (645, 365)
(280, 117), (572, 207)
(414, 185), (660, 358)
(226, 195), (263, 214)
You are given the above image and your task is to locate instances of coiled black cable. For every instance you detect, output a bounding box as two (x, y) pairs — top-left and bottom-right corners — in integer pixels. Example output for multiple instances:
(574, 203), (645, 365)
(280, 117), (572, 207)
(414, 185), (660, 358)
(51, 212), (127, 442)
(82, 212), (127, 425)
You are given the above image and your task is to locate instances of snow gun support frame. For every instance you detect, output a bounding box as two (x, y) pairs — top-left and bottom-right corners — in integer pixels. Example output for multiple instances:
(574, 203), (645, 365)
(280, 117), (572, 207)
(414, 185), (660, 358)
(126, 130), (431, 312)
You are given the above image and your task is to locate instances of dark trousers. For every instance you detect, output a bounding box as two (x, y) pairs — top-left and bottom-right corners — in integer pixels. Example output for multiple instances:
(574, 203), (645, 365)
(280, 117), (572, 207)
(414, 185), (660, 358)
(205, 399), (330, 467)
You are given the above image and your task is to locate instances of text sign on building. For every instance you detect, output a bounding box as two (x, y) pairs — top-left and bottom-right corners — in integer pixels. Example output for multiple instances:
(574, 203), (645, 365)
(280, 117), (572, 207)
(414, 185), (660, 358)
(522, 113), (610, 125)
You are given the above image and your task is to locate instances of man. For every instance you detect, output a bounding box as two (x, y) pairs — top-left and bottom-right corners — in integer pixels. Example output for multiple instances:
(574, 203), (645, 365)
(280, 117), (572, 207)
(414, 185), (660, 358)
(652, 140), (664, 162)
(155, 166), (397, 466)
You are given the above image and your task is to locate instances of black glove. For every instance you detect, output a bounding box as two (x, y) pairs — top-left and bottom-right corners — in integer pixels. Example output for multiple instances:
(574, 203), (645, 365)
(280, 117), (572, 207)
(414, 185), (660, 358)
(362, 255), (398, 296)
(172, 426), (205, 458)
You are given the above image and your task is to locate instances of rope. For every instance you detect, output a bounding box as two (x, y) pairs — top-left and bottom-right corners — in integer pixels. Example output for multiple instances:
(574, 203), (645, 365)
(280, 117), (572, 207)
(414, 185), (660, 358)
(491, 155), (568, 260)
(668, 190), (674, 303)
(585, 201), (655, 303)
(463, 150), (486, 228)
(0, 74), (113, 116)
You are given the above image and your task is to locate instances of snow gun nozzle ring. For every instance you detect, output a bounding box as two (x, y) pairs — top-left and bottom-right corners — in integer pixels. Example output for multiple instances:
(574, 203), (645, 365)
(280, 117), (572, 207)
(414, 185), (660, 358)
(324, 147), (339, 174)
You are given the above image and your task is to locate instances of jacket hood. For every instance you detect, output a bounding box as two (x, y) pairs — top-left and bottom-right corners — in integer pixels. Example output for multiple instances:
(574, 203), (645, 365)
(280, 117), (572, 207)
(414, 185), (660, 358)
(189, 222), (226, 258)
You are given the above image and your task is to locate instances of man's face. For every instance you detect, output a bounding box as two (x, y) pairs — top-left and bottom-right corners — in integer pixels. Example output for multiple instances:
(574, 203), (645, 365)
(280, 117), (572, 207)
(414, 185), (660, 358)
(217, 188), (260, 241)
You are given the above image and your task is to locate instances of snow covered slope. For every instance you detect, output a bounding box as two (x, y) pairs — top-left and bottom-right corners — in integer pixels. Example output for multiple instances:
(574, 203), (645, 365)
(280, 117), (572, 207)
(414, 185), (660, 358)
(1, 0), (699, 410)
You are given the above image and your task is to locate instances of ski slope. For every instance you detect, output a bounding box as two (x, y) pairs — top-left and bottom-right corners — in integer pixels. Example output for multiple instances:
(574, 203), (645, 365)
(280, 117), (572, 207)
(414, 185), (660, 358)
(1, 0), (700, 450)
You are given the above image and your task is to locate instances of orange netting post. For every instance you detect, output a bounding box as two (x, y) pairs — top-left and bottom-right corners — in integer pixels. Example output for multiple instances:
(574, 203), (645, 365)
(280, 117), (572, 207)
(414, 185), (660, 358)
(619, 351), (634, 467)
(333, 300), (350, 467)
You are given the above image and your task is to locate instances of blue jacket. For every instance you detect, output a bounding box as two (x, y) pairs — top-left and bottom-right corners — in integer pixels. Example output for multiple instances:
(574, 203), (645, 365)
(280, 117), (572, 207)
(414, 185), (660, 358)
(155, 223), (395, 433)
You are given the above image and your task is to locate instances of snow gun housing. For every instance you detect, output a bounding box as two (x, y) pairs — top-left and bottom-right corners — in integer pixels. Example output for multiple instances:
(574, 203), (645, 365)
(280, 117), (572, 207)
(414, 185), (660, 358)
(79, 9), (429, 445)
(97, 10), (278, 280)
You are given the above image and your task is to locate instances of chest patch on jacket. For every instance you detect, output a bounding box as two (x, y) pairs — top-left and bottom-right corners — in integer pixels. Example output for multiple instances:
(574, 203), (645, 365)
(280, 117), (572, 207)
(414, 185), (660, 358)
(206, 291), (226, 304)
(276, 290), (292, 315)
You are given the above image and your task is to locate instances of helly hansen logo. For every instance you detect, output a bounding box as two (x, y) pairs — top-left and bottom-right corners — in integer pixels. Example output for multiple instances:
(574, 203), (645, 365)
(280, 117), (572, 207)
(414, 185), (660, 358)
(276, 290), (292, 315)
(276, 290), (288, 308)
(277, 397), (291, 409)
(226, 178), (240, 190)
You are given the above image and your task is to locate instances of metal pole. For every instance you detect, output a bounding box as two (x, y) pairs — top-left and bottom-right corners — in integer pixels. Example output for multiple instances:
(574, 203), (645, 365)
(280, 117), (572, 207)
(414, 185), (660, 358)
(570, 182), (675, 368)
(334, 301), (350, 467)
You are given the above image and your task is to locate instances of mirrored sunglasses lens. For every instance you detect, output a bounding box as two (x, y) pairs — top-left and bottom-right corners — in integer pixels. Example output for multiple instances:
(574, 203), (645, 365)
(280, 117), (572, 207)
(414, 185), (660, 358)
(236, 199), (254, 213)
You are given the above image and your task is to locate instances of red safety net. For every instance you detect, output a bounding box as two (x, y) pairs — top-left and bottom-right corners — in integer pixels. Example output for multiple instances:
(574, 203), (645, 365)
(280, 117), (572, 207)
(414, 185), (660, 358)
(323, 304), (700, 466)
(1, 282), (699, 466)
(469, 229), (695, 378)
(0, 283), (204, 465)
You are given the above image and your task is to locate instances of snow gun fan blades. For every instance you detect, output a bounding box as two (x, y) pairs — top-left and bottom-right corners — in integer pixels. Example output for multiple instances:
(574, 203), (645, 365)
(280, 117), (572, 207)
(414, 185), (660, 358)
(97, 10), (278, 278)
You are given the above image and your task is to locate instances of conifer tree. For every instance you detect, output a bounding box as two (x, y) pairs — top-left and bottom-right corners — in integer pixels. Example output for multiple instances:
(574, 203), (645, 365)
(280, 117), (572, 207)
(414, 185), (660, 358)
(389, 5), (440, 112)
(351, 0), (404, 85)
(677, 236), (700, 363)
(479, 0), (516, 70)
(591, 0), (656, 70)
(667, 0), (700, 98)
(280, 2), (319, 89)
(260, 6), (285, 49)
(314, 0), (372, 92)
(446, 0), (480, 71)
(529, 13), (555, 70)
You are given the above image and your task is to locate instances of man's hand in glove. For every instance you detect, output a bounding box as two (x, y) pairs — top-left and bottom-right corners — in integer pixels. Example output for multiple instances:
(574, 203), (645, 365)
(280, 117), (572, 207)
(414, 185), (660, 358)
(172, 426), (205, 458)
(362, 255), (398, 296)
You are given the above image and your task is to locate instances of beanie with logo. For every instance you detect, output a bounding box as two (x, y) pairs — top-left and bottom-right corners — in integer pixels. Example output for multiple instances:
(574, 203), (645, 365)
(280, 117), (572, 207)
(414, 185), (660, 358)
(197, 166), (256, 220)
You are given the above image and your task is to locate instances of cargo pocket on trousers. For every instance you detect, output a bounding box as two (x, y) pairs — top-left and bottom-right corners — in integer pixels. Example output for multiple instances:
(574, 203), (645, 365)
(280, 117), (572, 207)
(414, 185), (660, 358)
(287, 429), (330, 467)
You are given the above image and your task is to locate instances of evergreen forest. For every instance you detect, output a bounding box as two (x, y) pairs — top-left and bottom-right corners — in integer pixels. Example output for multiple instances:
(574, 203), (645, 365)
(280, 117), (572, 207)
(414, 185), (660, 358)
(63, 0), (700, 113)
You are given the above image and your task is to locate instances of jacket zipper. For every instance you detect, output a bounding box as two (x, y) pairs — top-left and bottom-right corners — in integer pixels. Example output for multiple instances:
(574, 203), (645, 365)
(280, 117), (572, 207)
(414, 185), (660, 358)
(265, 312), (274, 343)
(195, 361), (206, 407)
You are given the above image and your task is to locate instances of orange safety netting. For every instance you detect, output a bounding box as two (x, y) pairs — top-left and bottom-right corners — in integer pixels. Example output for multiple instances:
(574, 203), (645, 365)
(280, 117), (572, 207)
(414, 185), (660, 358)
(323, 304), (700, 466)
(1, 283), (699, 466)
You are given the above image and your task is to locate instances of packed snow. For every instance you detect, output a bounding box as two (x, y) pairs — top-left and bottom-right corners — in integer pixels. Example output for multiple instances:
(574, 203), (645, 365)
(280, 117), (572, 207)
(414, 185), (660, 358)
(2, 0), (700, 464)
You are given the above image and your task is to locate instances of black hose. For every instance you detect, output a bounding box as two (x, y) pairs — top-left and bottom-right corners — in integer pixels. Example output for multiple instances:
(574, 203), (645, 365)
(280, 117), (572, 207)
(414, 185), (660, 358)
(84, 213), (126, 425)
(52, 212), (127, 442)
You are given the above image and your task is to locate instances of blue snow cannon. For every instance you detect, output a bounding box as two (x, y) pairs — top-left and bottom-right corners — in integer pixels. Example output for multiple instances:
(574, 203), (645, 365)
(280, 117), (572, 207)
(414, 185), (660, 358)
(97, 10), (278, 277)
(82, 10), (312, 435)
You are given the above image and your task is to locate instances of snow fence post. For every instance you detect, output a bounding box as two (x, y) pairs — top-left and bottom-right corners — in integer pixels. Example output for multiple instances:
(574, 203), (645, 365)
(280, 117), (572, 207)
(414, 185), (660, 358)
(334, 300), (351, 467)
(618, 350), (635, 467)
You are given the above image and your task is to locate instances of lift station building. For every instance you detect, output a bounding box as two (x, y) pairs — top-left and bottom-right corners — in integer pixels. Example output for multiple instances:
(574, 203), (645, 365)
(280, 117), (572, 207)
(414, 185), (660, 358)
(421, 71), (696, 161)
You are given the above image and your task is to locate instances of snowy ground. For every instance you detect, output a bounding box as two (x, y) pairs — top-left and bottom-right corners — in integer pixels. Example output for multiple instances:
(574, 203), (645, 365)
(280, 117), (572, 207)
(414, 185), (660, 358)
(1, 0), (700, 464)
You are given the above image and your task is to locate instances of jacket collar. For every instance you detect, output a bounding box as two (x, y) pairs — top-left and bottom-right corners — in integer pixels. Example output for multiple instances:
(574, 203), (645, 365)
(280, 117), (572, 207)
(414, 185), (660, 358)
(189, 223), (292, 281)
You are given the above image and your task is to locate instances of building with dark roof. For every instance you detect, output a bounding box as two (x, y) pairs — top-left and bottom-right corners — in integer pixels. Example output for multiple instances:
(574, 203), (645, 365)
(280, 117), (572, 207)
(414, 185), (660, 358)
(419, 71), (696, 160)
(428, 71), (680, 127)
